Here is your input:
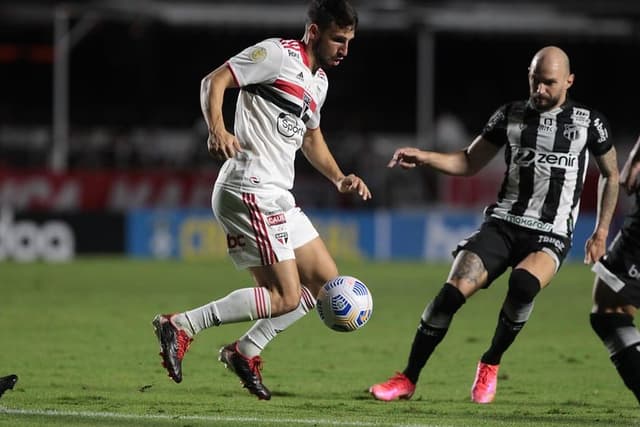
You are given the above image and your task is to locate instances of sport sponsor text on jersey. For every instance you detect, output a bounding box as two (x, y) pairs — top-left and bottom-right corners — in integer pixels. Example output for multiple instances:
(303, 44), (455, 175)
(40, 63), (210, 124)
(266, 213), (286, 226)
(593, 117), (609, 143)
(277, 113), (305, 138)
(513, 147), (578, 169)
(492, 212), (553, 232)
(571, 107), (591, 126)
(537, 234), (566, 251)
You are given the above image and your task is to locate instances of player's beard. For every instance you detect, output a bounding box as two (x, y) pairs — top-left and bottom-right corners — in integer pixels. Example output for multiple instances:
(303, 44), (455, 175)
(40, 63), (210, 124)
(530, 93), (559, 112)
(313, 43), (339, 70)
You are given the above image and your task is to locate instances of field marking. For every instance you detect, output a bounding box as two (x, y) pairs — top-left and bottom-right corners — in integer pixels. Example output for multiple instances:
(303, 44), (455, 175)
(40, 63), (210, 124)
(0, 407), (450, 427)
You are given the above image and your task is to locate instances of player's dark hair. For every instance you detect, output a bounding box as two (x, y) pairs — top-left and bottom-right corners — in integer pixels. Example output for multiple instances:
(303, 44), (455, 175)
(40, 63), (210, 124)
(307, 0), (358, 30)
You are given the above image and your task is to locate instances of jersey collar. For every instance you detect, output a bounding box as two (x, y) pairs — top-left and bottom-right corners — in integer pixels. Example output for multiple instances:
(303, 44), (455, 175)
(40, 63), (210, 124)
(298, 40), (311, 69)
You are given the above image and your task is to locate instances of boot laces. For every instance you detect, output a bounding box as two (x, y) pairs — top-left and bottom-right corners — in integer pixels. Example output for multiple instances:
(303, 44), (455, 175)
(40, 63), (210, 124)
(247, 356), (264, 381)
(175, 331), (193, 360)
(384, 372), (409, 389)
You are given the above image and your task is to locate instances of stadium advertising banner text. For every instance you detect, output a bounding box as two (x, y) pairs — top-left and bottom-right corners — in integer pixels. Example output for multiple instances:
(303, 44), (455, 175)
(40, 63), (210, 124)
(126, 209), (602, 262)
(0, 168), (217, 211)
(1, 209), (125, 261)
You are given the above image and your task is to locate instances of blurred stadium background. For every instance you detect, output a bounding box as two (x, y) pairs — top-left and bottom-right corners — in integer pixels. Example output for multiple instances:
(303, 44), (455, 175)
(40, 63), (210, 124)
(1, 0), (639, 263)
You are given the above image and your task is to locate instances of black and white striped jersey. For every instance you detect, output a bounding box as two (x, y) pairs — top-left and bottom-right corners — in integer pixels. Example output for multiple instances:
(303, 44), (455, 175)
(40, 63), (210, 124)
(481, 99), (613, 238)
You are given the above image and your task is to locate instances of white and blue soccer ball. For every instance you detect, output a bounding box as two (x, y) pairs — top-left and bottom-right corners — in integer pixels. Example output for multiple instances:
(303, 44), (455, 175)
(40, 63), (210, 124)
(316, 276), (373, 332)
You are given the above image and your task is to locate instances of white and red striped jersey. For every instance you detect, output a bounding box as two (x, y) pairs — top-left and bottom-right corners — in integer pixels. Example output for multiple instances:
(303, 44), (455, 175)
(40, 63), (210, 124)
(216, 38), (329, 194)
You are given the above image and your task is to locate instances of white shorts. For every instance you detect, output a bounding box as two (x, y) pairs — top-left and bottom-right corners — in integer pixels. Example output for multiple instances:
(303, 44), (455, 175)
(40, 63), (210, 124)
(212, 185), (319, 269)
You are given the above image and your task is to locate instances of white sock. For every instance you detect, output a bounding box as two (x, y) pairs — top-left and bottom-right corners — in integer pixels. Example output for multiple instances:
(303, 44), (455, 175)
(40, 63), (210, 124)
(238, 286), (315, 357)
(183, 287), (271, 335)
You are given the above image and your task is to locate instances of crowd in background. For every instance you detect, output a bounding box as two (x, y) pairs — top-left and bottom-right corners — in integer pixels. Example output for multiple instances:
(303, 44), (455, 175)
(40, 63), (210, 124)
(2, 11), (639, 211)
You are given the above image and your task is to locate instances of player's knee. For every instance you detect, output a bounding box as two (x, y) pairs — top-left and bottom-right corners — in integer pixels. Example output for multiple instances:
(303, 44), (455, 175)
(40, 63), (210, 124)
(590, 312), (634, 342)
(507, 269), (540, 303)
(432, 283), (466, 314)
(283, 293), (302, 312)
(270, 289), (301, 315)
(590, 312), (609, 341)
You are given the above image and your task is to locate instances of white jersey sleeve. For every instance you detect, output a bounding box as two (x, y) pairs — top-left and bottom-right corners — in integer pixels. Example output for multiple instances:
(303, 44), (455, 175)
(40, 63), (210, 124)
(305, 70), (328, 129)
(227, 39), (284, 87)
(306, 105), (321, 129)
(216, 38), (330, 194)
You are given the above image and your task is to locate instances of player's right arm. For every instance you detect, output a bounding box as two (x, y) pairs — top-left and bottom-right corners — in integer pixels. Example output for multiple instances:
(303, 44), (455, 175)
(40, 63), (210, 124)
(387, 136), (500, 176)
(200, 65), (242, 160)
(621, 134), (640, 194)
(388, 105), (506, 175)
(200, 39), (283, 161)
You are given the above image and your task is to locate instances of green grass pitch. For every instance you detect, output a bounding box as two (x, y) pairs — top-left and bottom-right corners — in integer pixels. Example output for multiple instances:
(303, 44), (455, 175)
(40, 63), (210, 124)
(0, 258), (637, 426)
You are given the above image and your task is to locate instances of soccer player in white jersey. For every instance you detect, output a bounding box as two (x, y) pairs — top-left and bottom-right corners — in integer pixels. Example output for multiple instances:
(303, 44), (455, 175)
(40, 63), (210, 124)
(152, 0), (370, 400)
(369, 46), (619, 403)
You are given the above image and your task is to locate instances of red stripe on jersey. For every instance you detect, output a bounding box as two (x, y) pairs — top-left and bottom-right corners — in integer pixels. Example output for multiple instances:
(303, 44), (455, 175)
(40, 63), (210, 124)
(280, 39), (299, 49)
(298, 40), (310, 68)
(273, 79), (317, 113)
(273, 79), (303, 98)
(225, 61), (241, 87)
(279, 39), (310, 68)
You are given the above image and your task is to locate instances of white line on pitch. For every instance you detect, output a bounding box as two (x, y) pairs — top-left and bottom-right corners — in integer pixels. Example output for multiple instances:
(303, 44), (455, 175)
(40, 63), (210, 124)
(0, 407), (450, 427)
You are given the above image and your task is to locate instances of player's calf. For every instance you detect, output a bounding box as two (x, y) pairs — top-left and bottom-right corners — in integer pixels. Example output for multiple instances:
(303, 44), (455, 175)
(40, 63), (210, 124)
(591, 312), (640, 404)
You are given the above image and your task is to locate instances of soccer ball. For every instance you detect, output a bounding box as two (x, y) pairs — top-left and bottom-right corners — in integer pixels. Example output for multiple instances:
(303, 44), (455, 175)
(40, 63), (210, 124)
(316, 276), (373, 332)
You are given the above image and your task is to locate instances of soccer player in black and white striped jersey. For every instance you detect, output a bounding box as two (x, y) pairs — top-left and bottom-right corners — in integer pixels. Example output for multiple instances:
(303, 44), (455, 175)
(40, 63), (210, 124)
(591, 135), (640, 404)
(370, 46), (619, 403)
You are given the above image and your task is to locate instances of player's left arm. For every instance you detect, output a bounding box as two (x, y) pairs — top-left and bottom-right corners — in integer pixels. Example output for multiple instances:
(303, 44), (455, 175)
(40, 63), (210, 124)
(301, 127), (371, 200)
(584, 146), (619, 264)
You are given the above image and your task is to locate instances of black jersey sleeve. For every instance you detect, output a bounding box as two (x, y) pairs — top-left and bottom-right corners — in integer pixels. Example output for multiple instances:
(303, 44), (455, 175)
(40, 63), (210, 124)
(481, 104), (509, 147)
(587, 110), (613, 156)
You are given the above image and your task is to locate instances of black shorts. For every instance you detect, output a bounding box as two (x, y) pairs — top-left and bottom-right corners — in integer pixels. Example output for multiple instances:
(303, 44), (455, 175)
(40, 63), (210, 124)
(454, 218), (572, 287)
(592, 231), (640, 307)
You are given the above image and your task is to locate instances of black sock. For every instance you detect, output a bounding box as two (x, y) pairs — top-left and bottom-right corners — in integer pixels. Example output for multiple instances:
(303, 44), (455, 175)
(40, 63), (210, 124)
(402, 283), (465, 384)
(612, 344), (640, 404)
(591, 312), (640, 405)
(481, 310), (526, 365)
(403, 320), (448, 384)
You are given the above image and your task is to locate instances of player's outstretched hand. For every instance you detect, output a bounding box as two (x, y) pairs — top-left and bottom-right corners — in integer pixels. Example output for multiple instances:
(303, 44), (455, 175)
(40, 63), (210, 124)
(337, 174), (372, 201)
(387, 147), (427, 169)
(207, 131), (242, 161)
(584, 232), (607, 264)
